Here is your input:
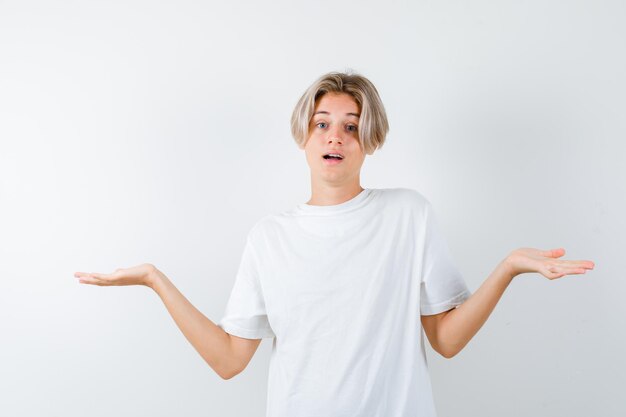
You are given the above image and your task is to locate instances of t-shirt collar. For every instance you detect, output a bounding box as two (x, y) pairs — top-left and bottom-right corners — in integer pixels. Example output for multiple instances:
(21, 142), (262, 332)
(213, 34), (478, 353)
(295, 188), (372, 215)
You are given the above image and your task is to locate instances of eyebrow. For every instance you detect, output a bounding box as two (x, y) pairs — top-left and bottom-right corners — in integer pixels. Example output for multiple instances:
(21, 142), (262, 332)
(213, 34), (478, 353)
(313, 111), (360, 118)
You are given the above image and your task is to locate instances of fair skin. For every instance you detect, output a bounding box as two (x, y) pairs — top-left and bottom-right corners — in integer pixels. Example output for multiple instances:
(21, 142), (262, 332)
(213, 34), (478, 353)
(74, 264), (258, 380)
(421, 248), (594, 358)
(74, 92), (595, 381)
(301, 92), (367, 206)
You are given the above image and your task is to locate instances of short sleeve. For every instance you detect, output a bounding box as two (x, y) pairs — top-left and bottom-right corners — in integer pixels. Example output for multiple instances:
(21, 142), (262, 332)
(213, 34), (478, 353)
(216, 232), (276, 339)
(420, 202), (472, 316)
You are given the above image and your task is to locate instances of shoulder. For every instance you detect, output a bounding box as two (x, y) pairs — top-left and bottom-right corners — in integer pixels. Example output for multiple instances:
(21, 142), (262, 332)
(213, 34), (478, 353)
(376, 187), (432, 211)
(246, 214), (273, 238)
(245, 213), (286, 244)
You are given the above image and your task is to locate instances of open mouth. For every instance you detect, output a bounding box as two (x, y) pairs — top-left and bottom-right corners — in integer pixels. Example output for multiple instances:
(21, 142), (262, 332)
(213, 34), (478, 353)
(322, 154), (344, 165)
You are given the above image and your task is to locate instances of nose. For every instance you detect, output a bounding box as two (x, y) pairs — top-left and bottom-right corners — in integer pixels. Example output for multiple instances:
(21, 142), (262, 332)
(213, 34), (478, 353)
(327, 125), (344, 144)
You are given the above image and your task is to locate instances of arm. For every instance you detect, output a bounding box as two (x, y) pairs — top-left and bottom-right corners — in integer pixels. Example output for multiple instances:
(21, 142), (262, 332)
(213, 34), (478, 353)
(420, 309), (454, 357)
(422, 247), (594, 359)
(422, 259), (513, 358)
(148, 268), (262, 379)
(75, 263), (262, 379)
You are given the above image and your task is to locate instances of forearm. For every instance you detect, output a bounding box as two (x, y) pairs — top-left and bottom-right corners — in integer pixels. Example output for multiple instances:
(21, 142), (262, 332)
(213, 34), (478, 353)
(438, 259), (516, 358)
(148, 268), (235, 379)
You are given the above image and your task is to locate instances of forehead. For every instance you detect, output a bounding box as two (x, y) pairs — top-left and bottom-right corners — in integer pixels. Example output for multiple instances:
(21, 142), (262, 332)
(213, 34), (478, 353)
(314, 92), (360, 114)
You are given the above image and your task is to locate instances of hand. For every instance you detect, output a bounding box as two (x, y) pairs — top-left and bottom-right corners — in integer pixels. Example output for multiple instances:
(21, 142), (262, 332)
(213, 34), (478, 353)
(505, 247), (595, 280)
(74, 263), (157, 287)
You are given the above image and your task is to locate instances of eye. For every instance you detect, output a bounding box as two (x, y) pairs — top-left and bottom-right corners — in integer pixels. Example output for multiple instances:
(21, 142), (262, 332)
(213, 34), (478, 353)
(347, 124), (358, 132)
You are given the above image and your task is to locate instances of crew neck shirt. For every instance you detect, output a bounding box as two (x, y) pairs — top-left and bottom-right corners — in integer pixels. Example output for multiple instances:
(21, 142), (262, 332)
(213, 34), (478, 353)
(217, 187), (472, 417)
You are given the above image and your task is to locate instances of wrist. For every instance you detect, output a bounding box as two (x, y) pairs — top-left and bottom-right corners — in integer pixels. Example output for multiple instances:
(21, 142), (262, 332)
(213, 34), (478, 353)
(501, 256), (518, 281)
(145, 266), (164, 290)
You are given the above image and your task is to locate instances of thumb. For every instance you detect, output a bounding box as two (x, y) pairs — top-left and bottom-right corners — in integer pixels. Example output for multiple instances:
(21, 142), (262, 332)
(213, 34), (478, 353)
(545, 247), (566, 258)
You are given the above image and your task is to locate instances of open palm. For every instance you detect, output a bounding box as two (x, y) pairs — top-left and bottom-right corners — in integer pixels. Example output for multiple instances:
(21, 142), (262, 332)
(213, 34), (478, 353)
(74, 263), (156, 287)
(506, 247), (595, 280)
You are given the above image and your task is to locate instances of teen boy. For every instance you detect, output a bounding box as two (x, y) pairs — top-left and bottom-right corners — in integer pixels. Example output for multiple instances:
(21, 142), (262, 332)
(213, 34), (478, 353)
(75, 70), (595, 417)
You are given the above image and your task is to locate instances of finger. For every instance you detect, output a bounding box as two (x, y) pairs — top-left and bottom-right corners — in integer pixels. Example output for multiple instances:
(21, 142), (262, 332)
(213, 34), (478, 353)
(544, 248), (566, 258)
(74, 271), (107, 279)
(555, 260), (595, 269)
(77, 276), (99, 285)
(91, 273), (116, 285)
(545, 267), (566, 279)
(76, 273), (109, 285)
(548, 265), (588, 276)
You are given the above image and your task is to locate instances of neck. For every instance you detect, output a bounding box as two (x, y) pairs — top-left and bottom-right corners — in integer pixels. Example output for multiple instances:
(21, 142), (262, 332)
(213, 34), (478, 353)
(306, 181), (364, 206)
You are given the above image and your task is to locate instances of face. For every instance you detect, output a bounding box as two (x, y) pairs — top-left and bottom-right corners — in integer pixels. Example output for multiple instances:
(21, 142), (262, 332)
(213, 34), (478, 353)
(302, 92), (366, 186)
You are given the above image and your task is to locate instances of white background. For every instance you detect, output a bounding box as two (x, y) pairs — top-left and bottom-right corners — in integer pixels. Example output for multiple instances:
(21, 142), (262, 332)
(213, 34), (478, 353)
(1, 1), (624, 416)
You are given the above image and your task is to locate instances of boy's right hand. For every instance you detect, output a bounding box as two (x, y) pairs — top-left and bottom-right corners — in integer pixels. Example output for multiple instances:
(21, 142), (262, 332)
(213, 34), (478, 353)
(74, 263), (157, 287)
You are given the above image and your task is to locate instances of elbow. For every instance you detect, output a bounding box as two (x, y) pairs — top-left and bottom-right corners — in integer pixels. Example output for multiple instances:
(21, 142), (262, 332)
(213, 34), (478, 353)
(429, 338), (457, 359)
(220, 371), (236, 380)
(210, 356), (242, 380)
(440, 349), (457, 359)
(220, 360), (245, 380)
(214, 341), (243, 380)
(438, 343), (462, 359)
(437, 333), (466, 359)
(218, 365), (241, 380)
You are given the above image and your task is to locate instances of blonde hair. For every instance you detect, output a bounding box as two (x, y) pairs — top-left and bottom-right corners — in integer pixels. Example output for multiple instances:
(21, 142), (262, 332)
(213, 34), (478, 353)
(290, 70), (389, 155)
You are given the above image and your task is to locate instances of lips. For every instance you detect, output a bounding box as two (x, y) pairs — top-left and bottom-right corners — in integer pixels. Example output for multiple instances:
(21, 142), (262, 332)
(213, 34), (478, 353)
(322, 156), (344, 166)
(322, 151), (344, 159)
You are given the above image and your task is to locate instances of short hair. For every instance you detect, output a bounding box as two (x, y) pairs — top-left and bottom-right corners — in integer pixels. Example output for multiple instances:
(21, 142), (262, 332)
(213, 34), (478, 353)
(290, 70), (389, 155)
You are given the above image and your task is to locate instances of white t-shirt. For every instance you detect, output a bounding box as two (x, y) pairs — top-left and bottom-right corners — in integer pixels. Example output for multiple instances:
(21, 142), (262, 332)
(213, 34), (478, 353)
(217, 187), (471, 417)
